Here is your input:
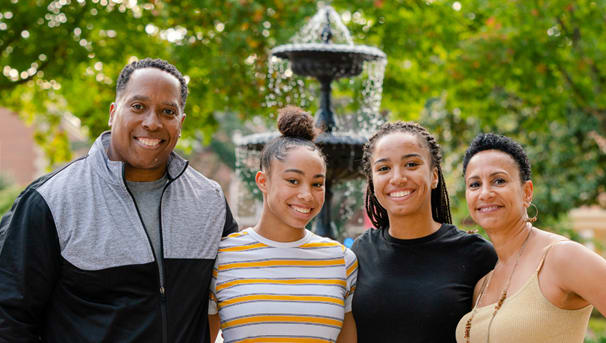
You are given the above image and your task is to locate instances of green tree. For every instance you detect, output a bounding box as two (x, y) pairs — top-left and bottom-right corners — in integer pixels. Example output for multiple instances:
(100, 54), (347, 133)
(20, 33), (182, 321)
(0, 0), (318, 164)
(0, 175), (21, 216)
(1, 0), (604, 226)
(331, 0), (605, 227)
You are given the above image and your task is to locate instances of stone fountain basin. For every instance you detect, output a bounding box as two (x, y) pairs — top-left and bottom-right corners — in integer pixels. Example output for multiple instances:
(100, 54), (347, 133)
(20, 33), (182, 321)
(237, 131), (367, 182)
(272, 43), (386, 80)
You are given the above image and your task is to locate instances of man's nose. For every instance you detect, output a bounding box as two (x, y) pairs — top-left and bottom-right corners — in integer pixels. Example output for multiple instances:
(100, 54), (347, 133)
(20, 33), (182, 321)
(141, 110), (161, 130)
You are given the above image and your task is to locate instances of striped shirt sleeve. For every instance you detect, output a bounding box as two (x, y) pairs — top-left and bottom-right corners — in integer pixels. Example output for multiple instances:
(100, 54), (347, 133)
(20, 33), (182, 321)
(344, 247), (358, 312)
(208, 263), (219, 315)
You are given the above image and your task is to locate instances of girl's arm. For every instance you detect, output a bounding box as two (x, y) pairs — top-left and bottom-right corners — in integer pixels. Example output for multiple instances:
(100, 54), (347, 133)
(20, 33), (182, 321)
(336, 312), (357, 343)
(208, 314), (221, 342)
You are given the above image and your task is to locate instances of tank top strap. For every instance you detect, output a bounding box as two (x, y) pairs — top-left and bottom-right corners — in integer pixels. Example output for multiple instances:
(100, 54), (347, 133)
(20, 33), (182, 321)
(536, 240), (569, 273)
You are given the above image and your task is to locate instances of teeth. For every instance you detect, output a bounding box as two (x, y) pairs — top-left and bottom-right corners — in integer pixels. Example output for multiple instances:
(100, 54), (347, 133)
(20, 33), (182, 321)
(390, 191), (411, 197)
(292, 206), (311, 214)
(479, 206), (500, 212)
(138, 137), (161, 147)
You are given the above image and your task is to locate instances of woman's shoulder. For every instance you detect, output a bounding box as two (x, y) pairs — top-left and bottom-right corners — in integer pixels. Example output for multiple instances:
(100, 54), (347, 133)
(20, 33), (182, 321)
(218, 228), (256, 249)
(538, 231), (590, 263)
(350, 228), (382, 253)
(352, 228), (382, 244)
(443, 224), (493, 246)
(307, 231), (349, 251)
(535, 229), (606, 310)
(306, 232), (357, 263)
(440, 224), (497, 262)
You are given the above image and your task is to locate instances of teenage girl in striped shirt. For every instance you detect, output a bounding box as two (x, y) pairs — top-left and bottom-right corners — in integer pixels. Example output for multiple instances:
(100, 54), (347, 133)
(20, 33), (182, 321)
(208, 106), (358, 343)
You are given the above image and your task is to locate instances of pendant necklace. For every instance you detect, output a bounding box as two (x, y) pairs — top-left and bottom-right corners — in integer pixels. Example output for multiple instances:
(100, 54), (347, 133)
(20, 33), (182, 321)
(464, 226), (534, 343)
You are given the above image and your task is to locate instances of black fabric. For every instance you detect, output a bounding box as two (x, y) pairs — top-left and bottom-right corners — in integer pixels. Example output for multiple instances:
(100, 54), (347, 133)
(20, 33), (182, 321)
(351, 224), (497, 343)
(164, 259), (215, 343)
(0, 189), (61, 342)
(44, 260), (161, 343)
(0, 160), (237, 343)
(223, 197), (239, 235)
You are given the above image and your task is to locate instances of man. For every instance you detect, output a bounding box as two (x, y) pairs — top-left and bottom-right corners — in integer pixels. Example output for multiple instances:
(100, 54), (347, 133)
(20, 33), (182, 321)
(0, 58), (238, 342)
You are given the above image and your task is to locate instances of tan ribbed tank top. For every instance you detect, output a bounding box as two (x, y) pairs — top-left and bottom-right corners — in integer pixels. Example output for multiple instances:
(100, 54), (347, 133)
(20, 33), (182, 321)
(455, 243), (593, 342)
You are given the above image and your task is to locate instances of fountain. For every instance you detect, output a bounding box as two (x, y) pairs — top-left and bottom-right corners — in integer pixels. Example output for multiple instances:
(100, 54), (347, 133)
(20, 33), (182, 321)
(236, 5), (387, 238)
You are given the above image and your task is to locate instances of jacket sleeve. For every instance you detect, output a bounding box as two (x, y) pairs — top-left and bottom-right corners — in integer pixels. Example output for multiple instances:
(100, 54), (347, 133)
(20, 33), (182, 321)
(0, 188), (61, 342)
(222, 197), (239, 237)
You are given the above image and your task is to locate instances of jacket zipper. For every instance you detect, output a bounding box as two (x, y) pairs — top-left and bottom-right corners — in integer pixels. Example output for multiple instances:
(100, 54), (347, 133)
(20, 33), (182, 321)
(157, 180), (174, 343)
(123, 168), (169, 343)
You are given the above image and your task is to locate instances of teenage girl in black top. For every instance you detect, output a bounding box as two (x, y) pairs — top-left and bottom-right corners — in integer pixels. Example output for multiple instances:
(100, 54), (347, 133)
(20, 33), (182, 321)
(351, 121), (497, 342)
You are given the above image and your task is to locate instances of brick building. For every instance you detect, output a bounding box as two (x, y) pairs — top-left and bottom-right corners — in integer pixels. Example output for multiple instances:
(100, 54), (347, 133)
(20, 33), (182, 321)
(0, 108), (45, 186)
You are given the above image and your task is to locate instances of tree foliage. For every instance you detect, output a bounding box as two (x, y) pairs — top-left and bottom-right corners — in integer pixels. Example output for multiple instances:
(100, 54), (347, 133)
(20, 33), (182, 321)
(1, 0), (318, 161)
(1, 0), (604, 225)
(332, 0), (605, 227)
(0, 174), (22, 216)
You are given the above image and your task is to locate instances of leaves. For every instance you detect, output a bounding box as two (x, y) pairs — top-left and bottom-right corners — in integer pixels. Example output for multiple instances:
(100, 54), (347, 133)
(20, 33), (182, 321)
(1, 0), (604, 226)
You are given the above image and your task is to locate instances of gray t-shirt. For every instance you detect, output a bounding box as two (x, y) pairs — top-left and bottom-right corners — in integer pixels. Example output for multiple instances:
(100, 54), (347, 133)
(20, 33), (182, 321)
(126, 175), (168, 281)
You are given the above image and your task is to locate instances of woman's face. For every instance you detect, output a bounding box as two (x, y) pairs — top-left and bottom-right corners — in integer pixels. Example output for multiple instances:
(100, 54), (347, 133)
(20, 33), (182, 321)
(464, 149), (533, 231)
(370, 132), (438, 221)
(257, 146), (326, 231)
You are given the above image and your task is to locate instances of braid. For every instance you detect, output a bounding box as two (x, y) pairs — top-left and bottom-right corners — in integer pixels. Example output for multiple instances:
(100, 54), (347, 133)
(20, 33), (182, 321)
(362, 121), (452, 230)
(433, 166), (452, 224)
(365, 179), (390, 230)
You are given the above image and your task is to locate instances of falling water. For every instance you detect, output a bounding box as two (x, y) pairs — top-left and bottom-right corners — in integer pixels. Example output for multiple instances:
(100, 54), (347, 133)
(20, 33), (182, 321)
(237, 4), (388, 236)
(264, 56), (313, 114)
(292, 5), (353, 45)
(264, 4), (386, 137)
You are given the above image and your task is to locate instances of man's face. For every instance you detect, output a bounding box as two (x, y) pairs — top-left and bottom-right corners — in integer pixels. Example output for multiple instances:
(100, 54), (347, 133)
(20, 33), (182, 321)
(108, 68), (185, 181)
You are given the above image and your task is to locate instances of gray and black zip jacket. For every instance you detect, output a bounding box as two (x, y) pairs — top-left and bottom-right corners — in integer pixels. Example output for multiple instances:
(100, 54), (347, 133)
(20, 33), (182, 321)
(0, 132), (238, 343)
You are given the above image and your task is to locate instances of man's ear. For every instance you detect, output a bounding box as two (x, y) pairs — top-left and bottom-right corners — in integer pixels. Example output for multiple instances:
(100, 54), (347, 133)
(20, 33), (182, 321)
(255, 171), (268, 194)
(180, 112), (186, 125)
(108, 103), (116, 126)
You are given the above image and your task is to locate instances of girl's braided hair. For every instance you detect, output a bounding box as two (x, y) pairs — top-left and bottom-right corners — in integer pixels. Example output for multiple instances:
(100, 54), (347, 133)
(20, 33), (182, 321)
(362, 121), (452, 230)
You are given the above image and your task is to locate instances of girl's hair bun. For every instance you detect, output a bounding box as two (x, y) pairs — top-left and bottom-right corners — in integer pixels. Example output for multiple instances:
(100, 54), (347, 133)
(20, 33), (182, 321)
(277, 105), (318, 141)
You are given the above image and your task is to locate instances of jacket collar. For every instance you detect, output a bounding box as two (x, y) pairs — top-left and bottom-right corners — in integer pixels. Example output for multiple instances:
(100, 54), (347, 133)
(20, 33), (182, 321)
(89, 131), (189, 185)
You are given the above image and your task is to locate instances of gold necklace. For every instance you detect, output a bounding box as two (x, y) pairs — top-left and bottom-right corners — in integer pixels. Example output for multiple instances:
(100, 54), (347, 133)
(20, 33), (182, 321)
(464, 227), (534, 343)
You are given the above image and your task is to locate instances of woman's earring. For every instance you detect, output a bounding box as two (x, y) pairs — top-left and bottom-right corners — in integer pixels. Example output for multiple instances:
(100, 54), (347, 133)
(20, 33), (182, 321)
(526, 202), (538, 223)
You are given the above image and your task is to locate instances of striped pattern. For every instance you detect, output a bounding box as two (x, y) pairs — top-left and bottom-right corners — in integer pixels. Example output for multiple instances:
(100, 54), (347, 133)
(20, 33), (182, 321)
(209, 228), (357, 343)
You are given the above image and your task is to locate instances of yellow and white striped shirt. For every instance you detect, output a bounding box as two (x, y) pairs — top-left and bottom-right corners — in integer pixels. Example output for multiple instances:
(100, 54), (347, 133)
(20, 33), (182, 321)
(209, 228), (358, 343)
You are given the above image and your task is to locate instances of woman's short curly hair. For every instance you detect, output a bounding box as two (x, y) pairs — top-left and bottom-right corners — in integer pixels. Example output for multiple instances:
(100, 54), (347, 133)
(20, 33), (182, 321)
(462, 133), (531, 182)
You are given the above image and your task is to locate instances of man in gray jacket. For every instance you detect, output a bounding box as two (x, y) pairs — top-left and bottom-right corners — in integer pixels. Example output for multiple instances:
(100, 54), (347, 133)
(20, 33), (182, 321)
(0, 58), (238, 342)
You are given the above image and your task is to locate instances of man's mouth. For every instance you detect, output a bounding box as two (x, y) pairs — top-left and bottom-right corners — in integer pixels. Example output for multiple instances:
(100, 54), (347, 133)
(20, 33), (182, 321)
(136, 137), (163, 147)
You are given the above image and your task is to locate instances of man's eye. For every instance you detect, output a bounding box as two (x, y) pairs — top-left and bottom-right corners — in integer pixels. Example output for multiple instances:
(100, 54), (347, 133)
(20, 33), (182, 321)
(313, 182), (324, 188)
(163, 108), (176, 116)
(131, 103), (144, 110)
(287, 179), (298, 185)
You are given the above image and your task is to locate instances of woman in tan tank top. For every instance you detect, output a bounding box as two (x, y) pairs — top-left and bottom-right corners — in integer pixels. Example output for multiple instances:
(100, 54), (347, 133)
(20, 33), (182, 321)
(454, 133), (606, 343)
